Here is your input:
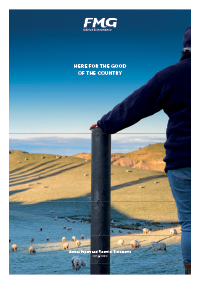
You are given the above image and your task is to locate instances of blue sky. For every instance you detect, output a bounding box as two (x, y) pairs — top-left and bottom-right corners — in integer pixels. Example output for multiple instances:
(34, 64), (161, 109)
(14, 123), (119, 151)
(9, 9), (191, 154)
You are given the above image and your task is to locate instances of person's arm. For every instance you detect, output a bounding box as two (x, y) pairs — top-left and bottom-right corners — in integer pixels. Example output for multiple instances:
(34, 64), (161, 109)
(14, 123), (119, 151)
(96, 73), (163, 134)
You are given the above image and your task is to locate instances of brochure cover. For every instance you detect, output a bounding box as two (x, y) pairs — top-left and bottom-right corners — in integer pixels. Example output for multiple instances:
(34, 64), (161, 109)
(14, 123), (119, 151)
(9, 8), (191, 275)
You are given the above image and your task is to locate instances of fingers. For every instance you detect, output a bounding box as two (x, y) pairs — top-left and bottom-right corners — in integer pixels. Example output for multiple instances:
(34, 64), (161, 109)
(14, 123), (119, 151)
(89, 123), (99, 130)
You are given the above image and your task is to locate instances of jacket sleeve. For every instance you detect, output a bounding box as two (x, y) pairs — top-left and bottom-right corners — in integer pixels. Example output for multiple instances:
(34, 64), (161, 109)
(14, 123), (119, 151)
(97, 73), (163, 134)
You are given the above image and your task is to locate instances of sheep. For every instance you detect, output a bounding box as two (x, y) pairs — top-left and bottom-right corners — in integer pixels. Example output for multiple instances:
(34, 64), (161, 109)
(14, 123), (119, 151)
(27, 183), (30, 186)
(46, 237), (49, 242)
(65, 217), (70, 222)
(127, 231), (132, 234)
(81, 234), (84, 239)
(111, 229), (114, 233)
(50, 210), (54, 213)
(30, 238), (34, 242)
(9, 238), (11, 243)
(126, 170), (130, 172)
(79, 220), (82, 222)
(25, 158), (28, 161)
(143, 228), (150, 234)
(154, 181), (158, 184)
(18, 161), (21, 163)
(62, 237), (66, 242)
(170, 228), (178, 235)
(110, 220), (114, 224)
(63, 243), (69, 250)
(72, 236), (76, 242)
(72, 220), (75, 223)
(54, 216), (58, 220)
(63, 226), (66, 229)
(76, 240), (81, 247)
(40, 227), (42, 231)
(151, 241), (167, 253)
(41, 156), (44, 159)
(29, 246), (36, 254)
(131, 240), (141, 249)
(71, 256), (86, 271)
(75, 209), (78, 212)
(84, 174), (88, 176)
(12, 244), (17, 251)
(118, 239), (125, 247)
(119, 229), (122, 233)
(67, 227), (72, 230)
(85, 221), (89, 223)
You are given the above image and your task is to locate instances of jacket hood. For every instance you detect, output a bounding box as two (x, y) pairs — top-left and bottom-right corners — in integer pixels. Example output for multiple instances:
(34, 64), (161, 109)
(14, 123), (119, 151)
(182, 26), (191, 49)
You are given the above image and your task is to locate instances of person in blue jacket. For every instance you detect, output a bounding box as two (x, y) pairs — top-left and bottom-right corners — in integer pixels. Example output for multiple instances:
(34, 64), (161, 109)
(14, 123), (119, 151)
(89, 26), (191, 274)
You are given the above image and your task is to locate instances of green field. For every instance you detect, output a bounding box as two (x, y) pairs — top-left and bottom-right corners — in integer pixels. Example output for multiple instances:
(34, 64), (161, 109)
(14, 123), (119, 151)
(9, 150), (178, 224)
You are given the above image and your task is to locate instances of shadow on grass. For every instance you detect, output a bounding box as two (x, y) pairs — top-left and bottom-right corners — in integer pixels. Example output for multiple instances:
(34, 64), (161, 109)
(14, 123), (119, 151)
(9, 163), (74, 184)
(9, 163), (86, 188)
(9, 188), (30, 196)
(9, 160), (59, 176)
(9, 192), (178, 229)
(111, 175), (166, 192)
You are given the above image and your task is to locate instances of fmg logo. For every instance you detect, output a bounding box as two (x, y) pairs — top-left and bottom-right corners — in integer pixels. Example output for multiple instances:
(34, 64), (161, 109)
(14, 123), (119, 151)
(83, 18), (117, 31)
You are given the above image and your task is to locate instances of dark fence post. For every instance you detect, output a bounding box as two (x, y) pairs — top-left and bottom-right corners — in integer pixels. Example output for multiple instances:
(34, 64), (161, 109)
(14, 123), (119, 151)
(90, 127), (111, 274)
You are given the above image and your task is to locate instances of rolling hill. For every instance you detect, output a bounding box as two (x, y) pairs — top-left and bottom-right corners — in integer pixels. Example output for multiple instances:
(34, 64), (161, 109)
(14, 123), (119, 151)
(73, 143), (166, 172)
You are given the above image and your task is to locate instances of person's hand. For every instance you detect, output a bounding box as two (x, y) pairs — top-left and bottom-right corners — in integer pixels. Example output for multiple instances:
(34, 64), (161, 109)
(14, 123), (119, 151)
(89, 122), (99, 130)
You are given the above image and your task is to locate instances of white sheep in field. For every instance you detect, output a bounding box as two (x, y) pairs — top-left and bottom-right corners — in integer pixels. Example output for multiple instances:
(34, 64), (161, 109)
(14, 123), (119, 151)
(119, 229), (122, 233)
(30, 238), (34, 242)
(85, 221), (89, 223)
(29, 246), (36, 254)
(72, 236), (76, 242)
(170, 228), (178, 235)
(62, 237), (66, 243)
(54, 216), (58, 220)
(76, 240), (81, 247)
(46, 237), (49, 242)
(81, 234), (84, 239)
(63, 243), (69, 250)
(118, 239), (125, 247)
(12, 244), (17, 251)
(131, 240), (141, 249)
(143, 228), (150, 234)
(71, 256), (86, 271)
(67, 227), (72, 230)
(151, 241), (167, 253)
(110, 220), (114, 224)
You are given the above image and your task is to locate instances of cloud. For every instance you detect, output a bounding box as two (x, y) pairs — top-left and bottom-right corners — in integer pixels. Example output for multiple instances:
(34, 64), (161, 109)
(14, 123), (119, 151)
(9, 135), (166, 155)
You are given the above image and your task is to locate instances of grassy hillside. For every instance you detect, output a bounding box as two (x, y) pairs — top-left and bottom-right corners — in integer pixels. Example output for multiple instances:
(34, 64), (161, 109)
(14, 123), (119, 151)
(73, 143), (166, 171)
(9, 150), (178, 224)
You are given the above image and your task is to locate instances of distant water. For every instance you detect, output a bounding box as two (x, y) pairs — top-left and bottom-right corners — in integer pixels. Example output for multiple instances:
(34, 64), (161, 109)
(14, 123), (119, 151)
(9, 203), (184, 275)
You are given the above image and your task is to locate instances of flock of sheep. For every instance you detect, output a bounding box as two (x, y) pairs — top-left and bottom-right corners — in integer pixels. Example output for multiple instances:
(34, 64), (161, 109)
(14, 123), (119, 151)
(117, 228), (177, 252)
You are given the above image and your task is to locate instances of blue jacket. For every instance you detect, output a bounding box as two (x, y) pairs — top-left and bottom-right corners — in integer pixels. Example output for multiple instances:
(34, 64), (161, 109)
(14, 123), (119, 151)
(97, 27), (191, 172)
